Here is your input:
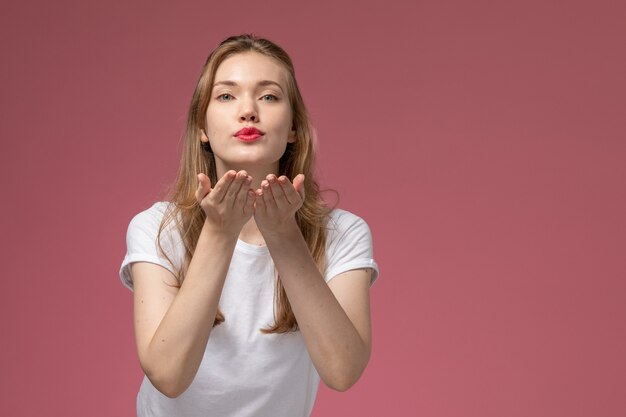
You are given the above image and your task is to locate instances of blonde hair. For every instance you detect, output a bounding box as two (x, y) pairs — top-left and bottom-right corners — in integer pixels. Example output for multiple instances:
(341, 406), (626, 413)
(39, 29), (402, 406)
(157, 34), (330, 333)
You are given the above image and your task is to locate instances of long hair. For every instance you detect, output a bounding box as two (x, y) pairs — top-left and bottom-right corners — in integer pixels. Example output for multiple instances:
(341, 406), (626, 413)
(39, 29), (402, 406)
(157, 34), (330, 333)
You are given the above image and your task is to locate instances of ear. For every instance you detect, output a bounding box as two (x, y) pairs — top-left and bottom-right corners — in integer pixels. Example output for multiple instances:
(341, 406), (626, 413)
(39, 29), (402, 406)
(287, 125), (296, 143)
(200, 129), (209, 143)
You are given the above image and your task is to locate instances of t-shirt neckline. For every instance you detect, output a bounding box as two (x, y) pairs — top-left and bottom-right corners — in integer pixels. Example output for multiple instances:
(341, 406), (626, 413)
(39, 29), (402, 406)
(236, 239), (270, 255)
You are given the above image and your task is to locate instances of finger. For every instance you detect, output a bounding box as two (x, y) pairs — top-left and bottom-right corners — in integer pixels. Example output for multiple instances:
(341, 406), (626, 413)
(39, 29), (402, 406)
(210, 170), (237, 203)
(278, 175), (301, 205)
(243, 188), (256, 215)
(225, 171), (248, 205)
(260, 180), (277, 211)
(293, 174), (306, 201)
(234, 175), (253, 209)
(254, 188), (266, 213)
(267, 174), (288, 205)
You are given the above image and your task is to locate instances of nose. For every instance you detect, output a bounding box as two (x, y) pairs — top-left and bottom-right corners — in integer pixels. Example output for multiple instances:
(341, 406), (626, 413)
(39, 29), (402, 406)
(239, 98), (258, 122)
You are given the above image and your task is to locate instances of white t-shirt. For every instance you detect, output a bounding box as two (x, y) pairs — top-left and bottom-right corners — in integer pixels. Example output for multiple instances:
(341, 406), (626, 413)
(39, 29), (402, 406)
(119, 202), (379, 417)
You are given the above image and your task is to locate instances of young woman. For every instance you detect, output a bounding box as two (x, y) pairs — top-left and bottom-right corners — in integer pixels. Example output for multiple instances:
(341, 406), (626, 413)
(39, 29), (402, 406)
(119, 34), (379, 417)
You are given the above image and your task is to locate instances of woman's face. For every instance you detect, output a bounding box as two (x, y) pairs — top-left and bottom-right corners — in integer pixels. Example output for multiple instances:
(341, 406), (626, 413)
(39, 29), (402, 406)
(202, 51), (295, 173)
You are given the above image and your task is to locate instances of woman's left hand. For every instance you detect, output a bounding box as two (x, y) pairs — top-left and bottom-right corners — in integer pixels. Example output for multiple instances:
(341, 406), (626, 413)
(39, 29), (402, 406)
(254, 174), (305, 234)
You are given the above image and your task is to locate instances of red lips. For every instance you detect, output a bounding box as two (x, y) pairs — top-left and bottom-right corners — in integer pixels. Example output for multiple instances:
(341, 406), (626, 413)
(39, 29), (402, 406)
(234, 126), (264, 143)
(235, 127), (263, 136)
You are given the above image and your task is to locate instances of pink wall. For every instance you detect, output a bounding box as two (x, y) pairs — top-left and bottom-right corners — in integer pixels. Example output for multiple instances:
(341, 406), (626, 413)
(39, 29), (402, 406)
(1, 0), (625, 415)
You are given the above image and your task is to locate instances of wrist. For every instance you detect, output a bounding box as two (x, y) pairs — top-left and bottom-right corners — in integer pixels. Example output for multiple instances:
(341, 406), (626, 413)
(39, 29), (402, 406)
(200, 219), (241, 243)
(260, 217), (301, 242)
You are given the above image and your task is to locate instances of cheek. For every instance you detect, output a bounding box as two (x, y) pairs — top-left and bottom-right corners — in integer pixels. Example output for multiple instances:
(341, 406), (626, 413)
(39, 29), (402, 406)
(273, 107), (294, 133)
(205, 110), (228, 136)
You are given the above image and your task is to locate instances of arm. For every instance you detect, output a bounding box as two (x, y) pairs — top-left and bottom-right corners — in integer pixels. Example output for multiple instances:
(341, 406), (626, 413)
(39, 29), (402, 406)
(254, 174), (373, 391)
(132, 170), (254, 398)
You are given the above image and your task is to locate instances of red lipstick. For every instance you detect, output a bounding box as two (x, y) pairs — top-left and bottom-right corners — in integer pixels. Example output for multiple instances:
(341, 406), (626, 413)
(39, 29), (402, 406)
(234, 127), (264, 142)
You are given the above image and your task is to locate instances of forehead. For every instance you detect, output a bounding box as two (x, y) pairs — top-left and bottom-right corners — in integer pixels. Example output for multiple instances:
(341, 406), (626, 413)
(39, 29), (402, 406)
(214, 52), (288, 88)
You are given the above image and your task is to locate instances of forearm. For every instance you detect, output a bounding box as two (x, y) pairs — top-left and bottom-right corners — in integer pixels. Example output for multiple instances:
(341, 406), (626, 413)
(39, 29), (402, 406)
(263, 220), (370, 391)
(144, 221), (237, 397)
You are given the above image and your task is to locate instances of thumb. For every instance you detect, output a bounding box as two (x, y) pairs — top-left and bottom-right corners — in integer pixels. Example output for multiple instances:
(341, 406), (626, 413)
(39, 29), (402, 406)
(196, 173), (212, 201)
(293, 174), (305, 200)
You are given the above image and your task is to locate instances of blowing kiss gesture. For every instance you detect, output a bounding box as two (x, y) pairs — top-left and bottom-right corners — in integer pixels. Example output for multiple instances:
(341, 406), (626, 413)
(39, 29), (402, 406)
(195, 170), (305, 238)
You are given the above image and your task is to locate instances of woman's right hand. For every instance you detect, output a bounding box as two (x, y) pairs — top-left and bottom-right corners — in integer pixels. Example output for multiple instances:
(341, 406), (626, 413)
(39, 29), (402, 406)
(196, 170), (256, 236)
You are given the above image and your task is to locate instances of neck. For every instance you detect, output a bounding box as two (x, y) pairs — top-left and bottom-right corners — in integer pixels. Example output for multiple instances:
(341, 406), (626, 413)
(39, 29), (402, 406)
(239, 217), (265, 246)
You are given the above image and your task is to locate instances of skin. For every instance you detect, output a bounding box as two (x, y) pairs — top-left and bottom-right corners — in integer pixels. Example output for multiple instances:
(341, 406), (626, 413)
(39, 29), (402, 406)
(131, 51), (373, 398)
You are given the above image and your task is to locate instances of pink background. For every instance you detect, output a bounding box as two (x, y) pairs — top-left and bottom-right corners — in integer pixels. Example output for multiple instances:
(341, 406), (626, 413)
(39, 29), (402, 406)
(1, 0), (625, 415)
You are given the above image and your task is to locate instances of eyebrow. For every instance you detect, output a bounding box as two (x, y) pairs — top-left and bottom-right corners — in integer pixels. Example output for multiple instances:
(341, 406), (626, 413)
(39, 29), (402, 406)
(212, 80), (284, 92)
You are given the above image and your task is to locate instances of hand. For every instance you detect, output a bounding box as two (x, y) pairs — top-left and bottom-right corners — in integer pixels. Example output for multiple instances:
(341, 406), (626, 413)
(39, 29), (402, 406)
(253, 174), (305, 234)
(196, 170), (255, 236)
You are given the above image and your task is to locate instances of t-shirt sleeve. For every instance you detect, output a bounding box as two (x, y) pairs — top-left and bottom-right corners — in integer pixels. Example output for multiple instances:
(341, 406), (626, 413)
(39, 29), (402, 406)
(118, 202), (182, 292)
(324, 210), (380, 286)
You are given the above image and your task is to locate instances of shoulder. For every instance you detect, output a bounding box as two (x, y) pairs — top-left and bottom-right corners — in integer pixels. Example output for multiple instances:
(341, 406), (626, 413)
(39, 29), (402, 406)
(125, 201), (181, 245)
(326, 208), (372, 238)
(128, 201), (178, 231)
(324, 208), (375, 252)
(130, 201), (172, 224)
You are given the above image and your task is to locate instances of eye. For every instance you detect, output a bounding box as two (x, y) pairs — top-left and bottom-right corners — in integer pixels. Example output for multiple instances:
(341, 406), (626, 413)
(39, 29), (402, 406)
(217, 93), (233, 101)
(261, 94), (278, 102)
